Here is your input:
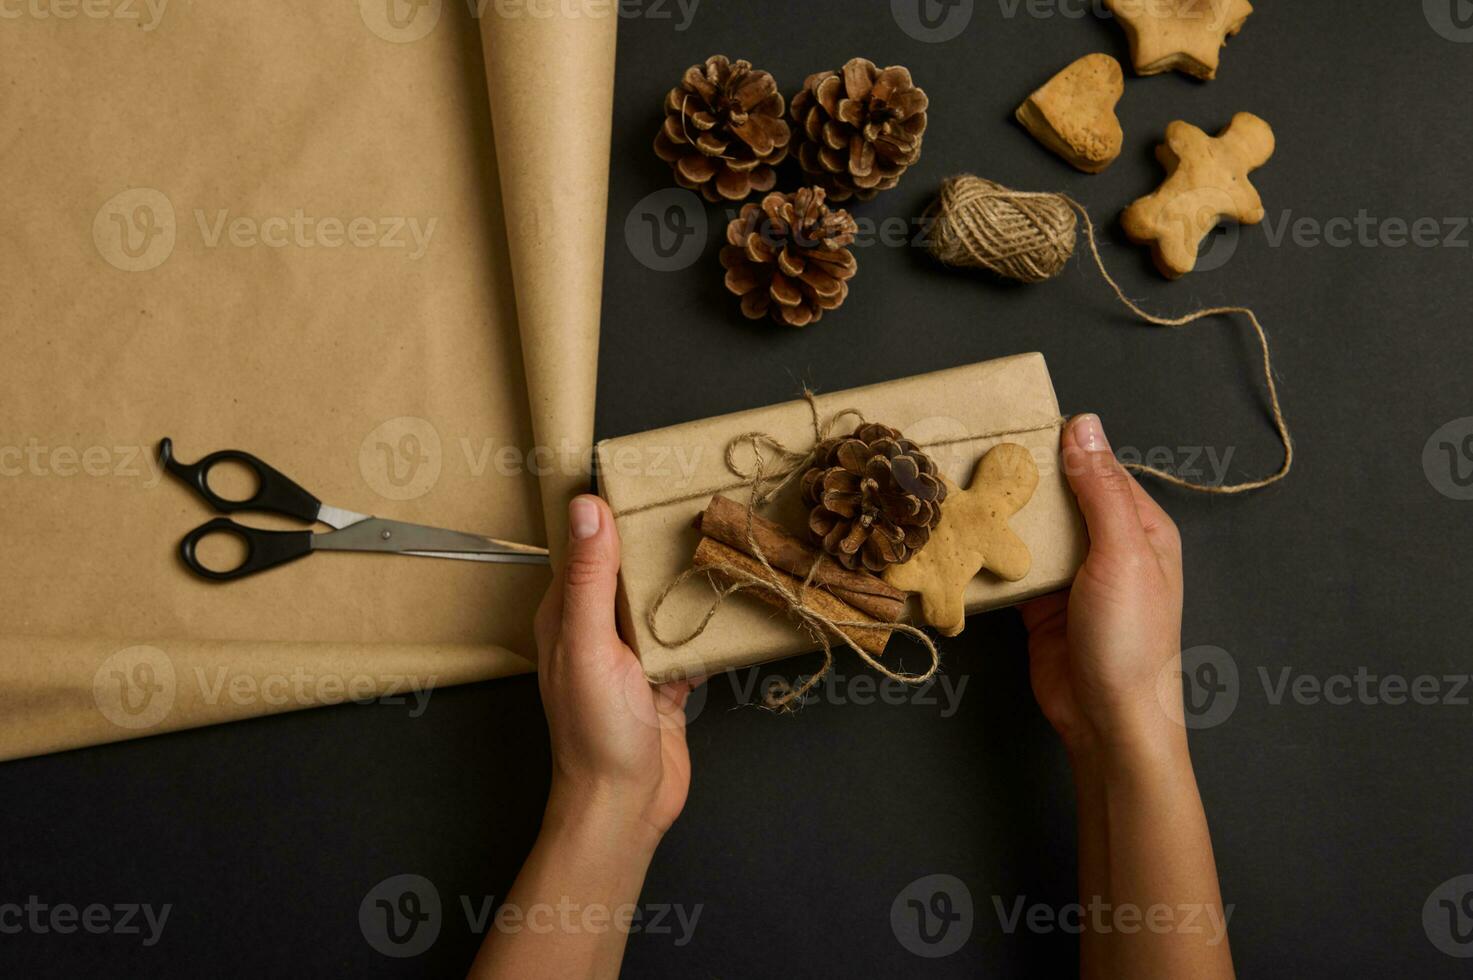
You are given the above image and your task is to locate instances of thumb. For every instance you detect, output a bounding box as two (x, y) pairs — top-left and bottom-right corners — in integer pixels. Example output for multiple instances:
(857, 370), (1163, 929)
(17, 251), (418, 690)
(1061, 414), (1148, 558)
(559, 494), (621, 648)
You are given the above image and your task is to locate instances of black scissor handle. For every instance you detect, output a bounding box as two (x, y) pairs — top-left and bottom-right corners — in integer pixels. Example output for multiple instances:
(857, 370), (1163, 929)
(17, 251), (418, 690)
(159, 438), (321, 523)
(179, 518), (314, 582)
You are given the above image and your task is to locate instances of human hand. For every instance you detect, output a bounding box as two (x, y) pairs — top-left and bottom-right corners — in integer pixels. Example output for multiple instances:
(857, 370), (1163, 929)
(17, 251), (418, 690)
(533, 495), (700, 850)
(1020, 414), (1185, 757)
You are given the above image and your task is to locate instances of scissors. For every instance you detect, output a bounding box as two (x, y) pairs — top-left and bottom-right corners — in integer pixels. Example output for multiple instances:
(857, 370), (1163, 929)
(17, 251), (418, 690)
(159, 438), (550, 582)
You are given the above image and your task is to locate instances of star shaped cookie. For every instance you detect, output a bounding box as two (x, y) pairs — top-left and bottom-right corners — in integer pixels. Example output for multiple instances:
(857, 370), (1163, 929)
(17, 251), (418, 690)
(884, 443), (1038, 637)
(1121, 111), (1274, 278)
(1105, 0), (1253, 80)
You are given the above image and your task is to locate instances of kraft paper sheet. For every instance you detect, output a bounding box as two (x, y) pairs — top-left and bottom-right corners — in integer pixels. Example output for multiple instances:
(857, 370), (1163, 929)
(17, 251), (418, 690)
(596, 354), (1088, 684)
(481, 5), (616, 562)
(0, 3), (617, 761)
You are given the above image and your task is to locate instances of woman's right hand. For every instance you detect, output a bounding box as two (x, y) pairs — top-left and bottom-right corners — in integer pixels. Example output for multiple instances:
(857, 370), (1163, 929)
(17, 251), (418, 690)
(1019, 413), (1186, 756)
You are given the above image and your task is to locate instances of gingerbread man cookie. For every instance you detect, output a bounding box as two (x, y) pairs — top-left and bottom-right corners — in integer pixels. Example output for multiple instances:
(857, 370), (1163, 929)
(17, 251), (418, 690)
(1105, 0), (1253, 80)
(884, 444), (1038, 637)
(1121, 112), (1274, 279)
(1015, 54), (1124, 174)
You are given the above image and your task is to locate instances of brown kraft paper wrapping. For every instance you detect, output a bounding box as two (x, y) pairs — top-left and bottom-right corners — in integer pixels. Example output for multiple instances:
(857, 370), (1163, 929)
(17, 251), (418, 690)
(596, 353), (1088, 684)
(0, 3), (622, 761)
(480, 3), (618, 563)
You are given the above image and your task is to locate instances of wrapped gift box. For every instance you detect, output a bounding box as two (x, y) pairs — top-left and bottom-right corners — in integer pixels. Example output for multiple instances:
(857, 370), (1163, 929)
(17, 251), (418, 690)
(596, 352), (1088, 683)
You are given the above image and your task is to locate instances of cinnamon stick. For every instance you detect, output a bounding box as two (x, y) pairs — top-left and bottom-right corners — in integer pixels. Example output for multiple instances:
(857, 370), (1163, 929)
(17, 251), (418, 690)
(695, 495), (906, 623)
(691, 537), (892, 659)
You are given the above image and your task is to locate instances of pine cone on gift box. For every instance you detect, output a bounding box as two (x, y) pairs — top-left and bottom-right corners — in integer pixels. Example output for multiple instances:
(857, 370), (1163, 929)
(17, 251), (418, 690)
(789, 58), (929, 202)
(654, 55), (791, 203)
(720, 187), (858, 328)
(800, 423), (947, 573)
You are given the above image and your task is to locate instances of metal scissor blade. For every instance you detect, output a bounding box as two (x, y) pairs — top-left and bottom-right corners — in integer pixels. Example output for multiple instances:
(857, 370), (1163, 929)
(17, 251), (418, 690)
(313, 517), (549, 563)
(400, 550), (550, 566)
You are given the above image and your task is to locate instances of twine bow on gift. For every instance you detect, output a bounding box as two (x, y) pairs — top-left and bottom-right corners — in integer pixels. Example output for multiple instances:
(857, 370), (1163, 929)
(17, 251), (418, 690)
(639, 392), (1065, 712)
(644, 394), (938, 710)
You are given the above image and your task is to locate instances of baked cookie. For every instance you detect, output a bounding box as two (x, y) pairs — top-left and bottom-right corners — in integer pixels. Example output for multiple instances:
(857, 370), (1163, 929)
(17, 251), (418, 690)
(1015, 54), (1124, 174)
(1105, 0), (1253, 80)
(1121, 112), (1274, 278)
(885, 444), (1038, 637)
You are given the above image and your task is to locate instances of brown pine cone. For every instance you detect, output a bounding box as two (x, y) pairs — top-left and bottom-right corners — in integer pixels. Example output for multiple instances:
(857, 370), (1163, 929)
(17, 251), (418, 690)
(789, 58), (929, 202)
(800, 422), (947, 572)
(720, 187), (858, 328)
(654, 55), (791, 204)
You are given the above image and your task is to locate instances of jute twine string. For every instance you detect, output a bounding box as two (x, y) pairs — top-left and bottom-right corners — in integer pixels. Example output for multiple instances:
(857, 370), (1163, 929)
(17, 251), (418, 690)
(646, 394), (949, 711)
(926, 174), (1293, 494)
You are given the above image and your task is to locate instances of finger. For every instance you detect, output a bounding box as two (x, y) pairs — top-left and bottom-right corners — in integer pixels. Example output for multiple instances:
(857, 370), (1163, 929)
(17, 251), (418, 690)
(656, 681), (692, 713)
(1018, 591), (1067, 634)
(1127, 477), (1182, 571)
(558, 494), (622, 653)
(533, 565), (565, 658)
(1061, 414), (1149, 559)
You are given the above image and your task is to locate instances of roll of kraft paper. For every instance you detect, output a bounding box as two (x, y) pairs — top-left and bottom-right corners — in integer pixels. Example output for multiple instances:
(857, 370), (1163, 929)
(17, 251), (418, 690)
(481, 5), (619, 564)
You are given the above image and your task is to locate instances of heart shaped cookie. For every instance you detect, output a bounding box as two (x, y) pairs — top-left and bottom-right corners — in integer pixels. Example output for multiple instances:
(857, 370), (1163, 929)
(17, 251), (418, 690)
(1015, 54), (1124, 174)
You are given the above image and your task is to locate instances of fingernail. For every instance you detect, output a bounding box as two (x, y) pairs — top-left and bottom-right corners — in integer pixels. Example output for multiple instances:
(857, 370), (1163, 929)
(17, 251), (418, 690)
(1072, 414), (1111, 453)
(569, 496), (601, 540)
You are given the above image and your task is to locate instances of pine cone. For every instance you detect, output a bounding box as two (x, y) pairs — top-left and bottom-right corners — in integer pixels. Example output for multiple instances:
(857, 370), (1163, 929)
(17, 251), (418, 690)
(654, 55), (791, 204)
(800, 423), (947, 572)
(720, 187), (858, 328)
(790, 58), (929, 202)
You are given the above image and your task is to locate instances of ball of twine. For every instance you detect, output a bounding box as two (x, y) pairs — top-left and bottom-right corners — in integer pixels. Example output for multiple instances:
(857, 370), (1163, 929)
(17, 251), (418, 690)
(926, 175), (1077, 283)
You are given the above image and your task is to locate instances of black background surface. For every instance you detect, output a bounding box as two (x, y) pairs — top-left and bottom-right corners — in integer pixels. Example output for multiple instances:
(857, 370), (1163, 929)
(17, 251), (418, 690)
(4, 1), (1473, 977)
